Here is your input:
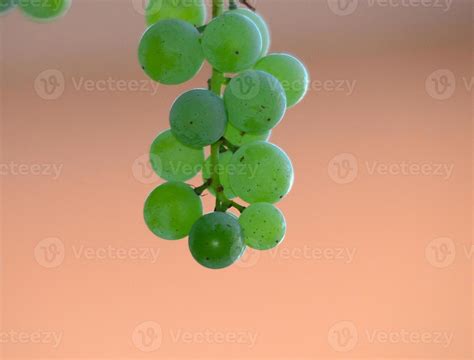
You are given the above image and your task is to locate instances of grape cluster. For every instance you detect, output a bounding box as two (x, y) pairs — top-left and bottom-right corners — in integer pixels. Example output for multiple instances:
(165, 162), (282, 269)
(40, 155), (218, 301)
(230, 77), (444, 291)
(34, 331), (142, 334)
(0, 0), (71, 21)
(140, 0), (309, 269)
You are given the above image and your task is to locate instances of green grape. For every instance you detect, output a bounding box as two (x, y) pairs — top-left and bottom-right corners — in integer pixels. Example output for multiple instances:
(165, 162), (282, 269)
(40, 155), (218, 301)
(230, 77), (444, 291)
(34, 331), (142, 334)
(229, 141), (294, 204)
(138, 19), (204, 85)
(224, 70), (286, 133)
(170, 89), (227, 148)
(254, 53), (309, 108)
(150, 129), (204, 182)
(224, 123), (271, 147)
(146, 0), (206, 27)
(188, 212), (246, 269)
(201, 13), (262, 73)
(229, 8), (270, 57)
(144, 182), (203, 240)
(0, 0), (15, 14)
(239, 203), (286, 250)
(202, 151), (235, 199)
(18, 0), (70, 20)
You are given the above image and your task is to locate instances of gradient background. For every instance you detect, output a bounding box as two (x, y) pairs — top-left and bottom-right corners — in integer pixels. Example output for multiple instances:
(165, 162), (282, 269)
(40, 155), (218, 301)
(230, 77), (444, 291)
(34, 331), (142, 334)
(0, 0), (472, 358)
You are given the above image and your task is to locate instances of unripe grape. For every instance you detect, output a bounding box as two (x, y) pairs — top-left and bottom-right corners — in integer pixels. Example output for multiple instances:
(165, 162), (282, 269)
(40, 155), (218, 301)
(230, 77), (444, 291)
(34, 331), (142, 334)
(201, 13), (262, 73)
(239, 203), (286, 250)
(144, 182), (203, 240)
(224, 70), (286, 133)
(138, 19), (204, 85)
(18, 0), (71, 21)
(189, 212), (246, 269)
(170, 89), (227, 148)
(224, 123), (271, 147)
(202, 151), (236, 199)
(150, 129), (204, 182)
(229, 8), (270, 57)
(255, 53), (309, 107)
(229, 141), (294, 204)
(146, 0), (206, 27)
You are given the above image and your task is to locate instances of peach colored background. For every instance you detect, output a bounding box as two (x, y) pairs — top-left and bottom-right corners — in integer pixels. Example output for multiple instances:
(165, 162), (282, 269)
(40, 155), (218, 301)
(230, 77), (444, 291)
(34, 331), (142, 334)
(0, 0), (472, 358)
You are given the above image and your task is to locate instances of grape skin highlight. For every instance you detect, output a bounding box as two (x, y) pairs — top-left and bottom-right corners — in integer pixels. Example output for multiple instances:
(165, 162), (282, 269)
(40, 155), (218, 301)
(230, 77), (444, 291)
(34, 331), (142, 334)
(170, 89), (227, 149)
(138, 19), (204, 85)
(255, 53), (309, 108)
(146, 0), (206, 27)
(224, 123), (271, 147)
(201, 13), (262, 73)
(18, 0), (71, 21)
(150, 129), (204, 182)
(189, 212), (246, 269)
(239, 203), (286, 250)
(144, 182), (203, 240)
(229, 8), (270, 58)
(202, 151), (235, 199)
(224, 70), (286, 133)
(229, 141), (294, 204)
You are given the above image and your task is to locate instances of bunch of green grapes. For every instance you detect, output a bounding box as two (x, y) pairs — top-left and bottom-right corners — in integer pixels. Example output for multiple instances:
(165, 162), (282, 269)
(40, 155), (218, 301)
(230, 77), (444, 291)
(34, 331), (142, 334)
(0, 0), (71, 21)
(140, 0), (309, 269)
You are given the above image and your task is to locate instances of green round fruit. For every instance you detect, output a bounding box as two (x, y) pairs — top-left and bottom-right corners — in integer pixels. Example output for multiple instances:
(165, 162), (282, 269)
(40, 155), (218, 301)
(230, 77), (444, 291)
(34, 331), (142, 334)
(170, 89), (227, 148)
(201, 12), (262, 73)
(189, 212), (246, 269)
(146, 0), (206, 27)
(138, 19), (204, 85)
(150, 129), (204, 181)
(224, 123), (271, 147)
(0, 0), (16, 14)
(239, 203), (286, 250)
(229, 8), (270, 57)
(202, 151), (235, 199)
(224, 70), (286, 133)
(255, 53), (309, 108)
(144, 182), (203, 240)
(229, 141), (294, 204)
(18, 0), (71, 21)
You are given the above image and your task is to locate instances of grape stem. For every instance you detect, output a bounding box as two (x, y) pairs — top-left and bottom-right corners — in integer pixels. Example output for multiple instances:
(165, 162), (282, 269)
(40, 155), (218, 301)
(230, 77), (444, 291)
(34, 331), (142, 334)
(239, 0), (256, 11)
(194, 179), (212, 196)
(209, 0), (247, 214)
(229, 0), (237, 10)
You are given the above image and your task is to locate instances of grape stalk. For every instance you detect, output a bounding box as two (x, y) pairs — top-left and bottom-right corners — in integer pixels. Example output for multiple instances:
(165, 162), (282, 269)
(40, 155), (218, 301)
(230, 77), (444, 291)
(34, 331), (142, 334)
(140, 0), (310, 269)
